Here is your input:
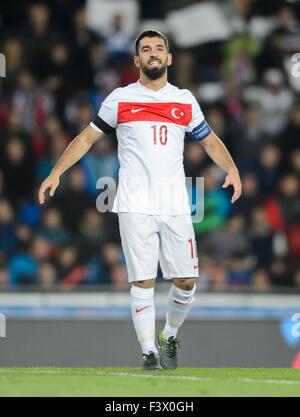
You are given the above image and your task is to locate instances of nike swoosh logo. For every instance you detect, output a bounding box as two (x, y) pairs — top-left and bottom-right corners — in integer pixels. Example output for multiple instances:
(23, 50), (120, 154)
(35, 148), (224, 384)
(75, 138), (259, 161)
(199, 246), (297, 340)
(174, 300), (186, 305)
(193, 265), (198, 269)
(135, 305), (151, 314)
(131, 108), (146, 113)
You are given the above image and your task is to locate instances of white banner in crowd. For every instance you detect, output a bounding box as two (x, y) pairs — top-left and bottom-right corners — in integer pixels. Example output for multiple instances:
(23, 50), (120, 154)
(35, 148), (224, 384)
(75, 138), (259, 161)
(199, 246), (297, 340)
(166, 2), (232, 48)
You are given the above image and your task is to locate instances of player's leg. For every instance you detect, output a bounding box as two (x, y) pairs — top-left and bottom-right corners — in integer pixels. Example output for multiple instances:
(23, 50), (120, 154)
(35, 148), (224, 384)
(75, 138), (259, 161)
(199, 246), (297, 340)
(158, 277), (196, 370)
(131, 278), (159, 370)
(162, 277), (196, 340)
(158, 215), (198, 369)
(118, 213), (160, 370)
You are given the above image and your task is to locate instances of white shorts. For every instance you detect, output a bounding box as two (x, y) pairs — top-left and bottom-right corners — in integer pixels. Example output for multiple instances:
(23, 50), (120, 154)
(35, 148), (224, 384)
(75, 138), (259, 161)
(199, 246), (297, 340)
(118, 213), (199, 282)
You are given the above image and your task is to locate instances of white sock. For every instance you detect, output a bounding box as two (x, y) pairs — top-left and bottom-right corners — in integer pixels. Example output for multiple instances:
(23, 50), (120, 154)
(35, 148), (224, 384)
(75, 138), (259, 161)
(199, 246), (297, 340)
(162, 284), (196, 339)
(130, 285), (158, 355)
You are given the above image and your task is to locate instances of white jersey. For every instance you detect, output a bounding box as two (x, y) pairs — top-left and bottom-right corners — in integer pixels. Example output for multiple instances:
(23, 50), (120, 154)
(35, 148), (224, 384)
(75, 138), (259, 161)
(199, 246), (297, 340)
(90, 80), (211, 215)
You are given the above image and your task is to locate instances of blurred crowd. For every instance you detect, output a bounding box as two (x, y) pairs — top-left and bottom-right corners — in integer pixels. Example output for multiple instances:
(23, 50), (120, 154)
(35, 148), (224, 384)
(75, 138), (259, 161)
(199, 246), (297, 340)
(0, 0), (300, 291)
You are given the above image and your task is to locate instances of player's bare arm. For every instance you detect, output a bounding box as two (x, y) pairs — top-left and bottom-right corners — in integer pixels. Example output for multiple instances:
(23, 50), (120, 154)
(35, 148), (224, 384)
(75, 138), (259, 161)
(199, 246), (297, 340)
(38, 125), (105, 204)
(200, 131), (242, 203)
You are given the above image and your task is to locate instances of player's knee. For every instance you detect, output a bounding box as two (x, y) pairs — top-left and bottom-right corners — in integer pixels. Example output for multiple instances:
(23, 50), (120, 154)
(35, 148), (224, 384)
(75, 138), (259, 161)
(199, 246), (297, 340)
(132, 279), (155, 289)
(173, 277), (196, 291)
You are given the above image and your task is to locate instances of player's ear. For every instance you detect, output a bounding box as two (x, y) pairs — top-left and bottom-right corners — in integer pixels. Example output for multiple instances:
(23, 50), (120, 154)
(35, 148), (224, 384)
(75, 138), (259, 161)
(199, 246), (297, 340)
(133, 55), (140, 69)
(167, 53), (172, 66)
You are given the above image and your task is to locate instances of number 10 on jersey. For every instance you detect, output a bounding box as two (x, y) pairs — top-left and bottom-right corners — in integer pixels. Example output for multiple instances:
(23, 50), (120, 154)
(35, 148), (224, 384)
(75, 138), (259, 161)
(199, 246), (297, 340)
(151, 125), (168, 145)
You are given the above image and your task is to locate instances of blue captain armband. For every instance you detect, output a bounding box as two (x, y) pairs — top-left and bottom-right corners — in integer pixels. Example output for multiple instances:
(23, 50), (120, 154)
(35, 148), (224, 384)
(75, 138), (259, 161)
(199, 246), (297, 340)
(190, 120), (212, 141)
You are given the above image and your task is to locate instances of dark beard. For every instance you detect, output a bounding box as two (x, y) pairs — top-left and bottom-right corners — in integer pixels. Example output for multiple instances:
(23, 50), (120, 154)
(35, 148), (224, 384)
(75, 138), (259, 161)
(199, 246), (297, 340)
(141, 63), (167, 80)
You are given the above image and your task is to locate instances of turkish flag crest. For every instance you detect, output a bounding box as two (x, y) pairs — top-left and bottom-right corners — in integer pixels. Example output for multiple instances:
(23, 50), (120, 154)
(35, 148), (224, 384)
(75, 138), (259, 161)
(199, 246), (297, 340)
(118, 102), (192, 126)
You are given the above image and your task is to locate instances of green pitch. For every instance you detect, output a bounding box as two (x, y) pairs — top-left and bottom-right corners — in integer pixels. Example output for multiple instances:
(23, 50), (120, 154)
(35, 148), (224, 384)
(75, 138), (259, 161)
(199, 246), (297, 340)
(0, 368), (300, 396)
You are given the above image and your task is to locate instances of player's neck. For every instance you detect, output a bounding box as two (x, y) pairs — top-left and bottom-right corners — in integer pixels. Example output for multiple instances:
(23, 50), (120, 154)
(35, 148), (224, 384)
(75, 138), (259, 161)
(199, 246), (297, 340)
(139, 75), (168, 92)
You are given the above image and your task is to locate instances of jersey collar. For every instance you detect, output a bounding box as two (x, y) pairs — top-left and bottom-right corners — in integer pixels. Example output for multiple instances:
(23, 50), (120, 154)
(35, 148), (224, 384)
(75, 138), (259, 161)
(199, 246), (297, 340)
(137, 79), (170, 94)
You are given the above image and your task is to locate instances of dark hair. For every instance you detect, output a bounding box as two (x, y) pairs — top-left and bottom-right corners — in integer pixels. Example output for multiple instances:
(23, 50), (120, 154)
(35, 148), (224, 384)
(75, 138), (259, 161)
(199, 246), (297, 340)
(135, 30), (169, 55)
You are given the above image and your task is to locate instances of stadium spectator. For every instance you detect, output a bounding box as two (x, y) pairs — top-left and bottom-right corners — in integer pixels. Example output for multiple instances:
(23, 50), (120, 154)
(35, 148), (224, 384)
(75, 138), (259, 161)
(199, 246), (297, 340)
(15, 223), (34, 251)
(37, 261), (58, 290)
(228, 255), (252, 287)
(101, 242), (125, 269)
(8, 236), (50, 285)
(233, 173), (263, 223)
(201, 214), (250, 263)
(280, 104), (300, 168)
(68, 7), (100, 91)
(0, 110), (29, 145)
(206, 261), (228, 291)
(278, 174), (300, 226)
(244, 68), (294, 136)
(56, 245), (87, 289)
(84, 251), (109, 285)
(77, 208), (108, 258)
(251, 269), (272, 292)
(270, 258), (292, 287)
(22, 3), (61, 80)
(2, 38), (25, 90)
(38, 208), (70, 249)
(248, 206), (274, 268)
(0, 171), (3, 197)
(223, 75), (245, 124)
(206, 106), (234, 156)
(289, 149), (300, 179)
(257, 144), (282, 196)
(56, 166), (93, 232)
(104, 14), (135, 61)
(234, 104), (266, 164)
(0, 198), (17, 255)
(11, 70), (54, 133)
(110, 264), (128, 289)
(1, 136), (36, 202)
(0, 265), (9, 290)
(44, 41), (74, 118)
(293, 269), (300, 288)
(173, 51), (195, 90)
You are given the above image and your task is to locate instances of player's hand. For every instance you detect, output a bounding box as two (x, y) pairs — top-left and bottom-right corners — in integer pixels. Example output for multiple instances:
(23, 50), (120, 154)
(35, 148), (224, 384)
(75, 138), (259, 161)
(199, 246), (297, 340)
(222, 169), (242, 203)
(38, 173), (60, 204)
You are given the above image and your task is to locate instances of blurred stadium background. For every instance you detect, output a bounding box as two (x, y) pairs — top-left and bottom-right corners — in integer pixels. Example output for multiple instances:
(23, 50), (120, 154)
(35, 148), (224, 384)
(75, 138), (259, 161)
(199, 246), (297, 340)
(0, 0), (300, 368)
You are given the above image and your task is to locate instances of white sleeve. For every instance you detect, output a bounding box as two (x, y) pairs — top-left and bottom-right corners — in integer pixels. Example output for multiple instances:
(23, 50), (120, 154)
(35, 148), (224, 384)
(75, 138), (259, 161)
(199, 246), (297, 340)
(90, 88), (120, 133)
(186, 93), (212, 141)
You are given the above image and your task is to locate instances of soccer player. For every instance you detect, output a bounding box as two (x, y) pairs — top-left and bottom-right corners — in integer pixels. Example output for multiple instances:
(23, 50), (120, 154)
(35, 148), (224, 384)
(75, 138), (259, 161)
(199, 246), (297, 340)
(39, 30), (241, 370)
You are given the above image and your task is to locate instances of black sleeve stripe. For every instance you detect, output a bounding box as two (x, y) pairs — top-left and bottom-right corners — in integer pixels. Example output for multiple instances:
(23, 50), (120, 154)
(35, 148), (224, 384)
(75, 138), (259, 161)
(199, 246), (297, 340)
(92, 115), (115, 134)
